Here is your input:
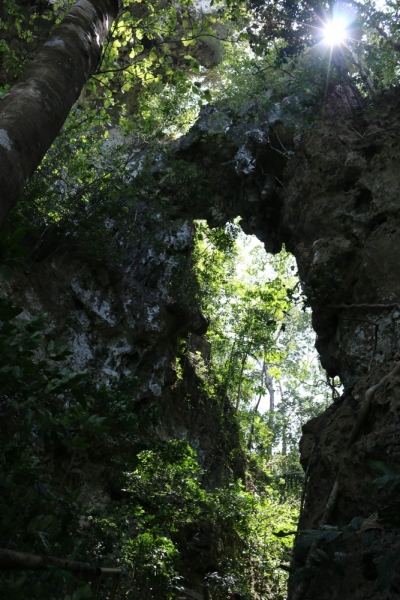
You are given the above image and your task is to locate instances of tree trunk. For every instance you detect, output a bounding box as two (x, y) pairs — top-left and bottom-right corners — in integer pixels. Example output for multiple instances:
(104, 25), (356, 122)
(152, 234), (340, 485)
(277, 381), (287, 455)
(282, 426), (287, 456)
(223, 339), (236, 397)
(247, 358), (265, 451)
(0, 0), (120, 224)
(264, 365), (274, 454)
(235, 349), (249, 410)
(265, 365), (274, 419)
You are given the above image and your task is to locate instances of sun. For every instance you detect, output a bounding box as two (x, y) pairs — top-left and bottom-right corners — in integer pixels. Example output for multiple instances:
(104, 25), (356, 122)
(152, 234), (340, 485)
(322, 17), (348, 46)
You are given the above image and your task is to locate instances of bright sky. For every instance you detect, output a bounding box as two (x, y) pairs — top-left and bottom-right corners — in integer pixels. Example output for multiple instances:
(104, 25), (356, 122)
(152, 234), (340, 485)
(235, 230), (275, 282)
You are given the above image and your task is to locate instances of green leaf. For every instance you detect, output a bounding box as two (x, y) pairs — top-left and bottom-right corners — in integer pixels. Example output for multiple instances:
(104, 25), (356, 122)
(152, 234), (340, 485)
(310, 548), (329, 564)
(350, 516), (364, 531)
(5, 227), (27, 246)
(12, 365), (21, 379)
(369, 460), (399, 477)
(369, 460), (400, 489)
(149, 49), (157, 62)
(295, 527), (341, 551)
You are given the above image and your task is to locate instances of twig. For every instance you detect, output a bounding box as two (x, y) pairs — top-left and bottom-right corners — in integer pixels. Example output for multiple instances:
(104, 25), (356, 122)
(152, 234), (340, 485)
(347, 47), (375, 95)
(373, 21), (400, 51)
(270, 123), (289, 154)
(326, 375), (340, 400)
(275, 176), (287, 191)
(348, 125), (365, 140)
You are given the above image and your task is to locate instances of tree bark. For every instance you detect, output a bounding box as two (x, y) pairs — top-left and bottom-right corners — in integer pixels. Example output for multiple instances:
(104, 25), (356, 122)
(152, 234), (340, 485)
(235, 349), (249, 410)
(265, 364), (275, 454)
(247, 358), (265, 450)
(0, 547), (99, 574)
(0, 0), (120, 225)
(266, 365), (274, 415)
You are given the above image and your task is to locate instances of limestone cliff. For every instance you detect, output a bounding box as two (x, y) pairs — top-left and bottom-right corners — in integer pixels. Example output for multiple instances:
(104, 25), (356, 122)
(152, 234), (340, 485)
(0, 216), (245, 595)
(284, 93), (400, 600)
(166, 90), (400, 599)
(3, 80), (400, 598)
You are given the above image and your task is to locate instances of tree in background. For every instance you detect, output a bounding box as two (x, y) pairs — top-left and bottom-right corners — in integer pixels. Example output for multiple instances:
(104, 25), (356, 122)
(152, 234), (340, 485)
(3, 0), (400, 223)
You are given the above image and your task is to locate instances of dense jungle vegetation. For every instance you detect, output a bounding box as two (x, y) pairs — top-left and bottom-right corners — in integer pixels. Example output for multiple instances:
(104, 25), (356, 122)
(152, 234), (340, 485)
(1, 0), (400, 598)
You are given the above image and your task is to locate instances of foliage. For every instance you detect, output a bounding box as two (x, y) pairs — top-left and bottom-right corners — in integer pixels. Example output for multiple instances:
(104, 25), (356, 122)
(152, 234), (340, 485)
(0, 244), (94, 596)
(189, 226), (334, 460)
(284, 456), (400, 590)
(0, 0), (218, 103)
(0, 0), (376, 597)
(0, 226), (304, 600)
(287, 513), (400, 590)
(0, 234), (155, 598)
(205, 487), (297, 599)
(368, 460), (400, 490)
(176, 224), (336, 594)
(193, 224), (289, 407)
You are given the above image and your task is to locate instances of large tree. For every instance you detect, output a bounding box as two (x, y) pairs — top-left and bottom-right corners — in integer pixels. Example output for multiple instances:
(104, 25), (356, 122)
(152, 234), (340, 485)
(0, 0), (120, 223)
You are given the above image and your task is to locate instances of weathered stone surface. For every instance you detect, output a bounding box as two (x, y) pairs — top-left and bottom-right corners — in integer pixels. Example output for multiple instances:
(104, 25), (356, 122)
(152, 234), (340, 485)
(169, 90), (400, 599)
(0, 216), (245, 594)
(282, 94), (400, 600)
(4, 81), (400, 598)
(173, 95), (400, 387)
(284, 97), (400, 386)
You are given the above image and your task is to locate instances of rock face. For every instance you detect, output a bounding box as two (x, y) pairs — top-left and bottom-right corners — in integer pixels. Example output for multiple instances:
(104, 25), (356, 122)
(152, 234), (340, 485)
(0, 217), (245, 594)
(171, 91), (400, 599)
(174, 95), (400, 386)
(283, 95), (400, 600)
(284, 96), (400, 387)
(1, 220), (203, 389)
(3, 83), (400, 597)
